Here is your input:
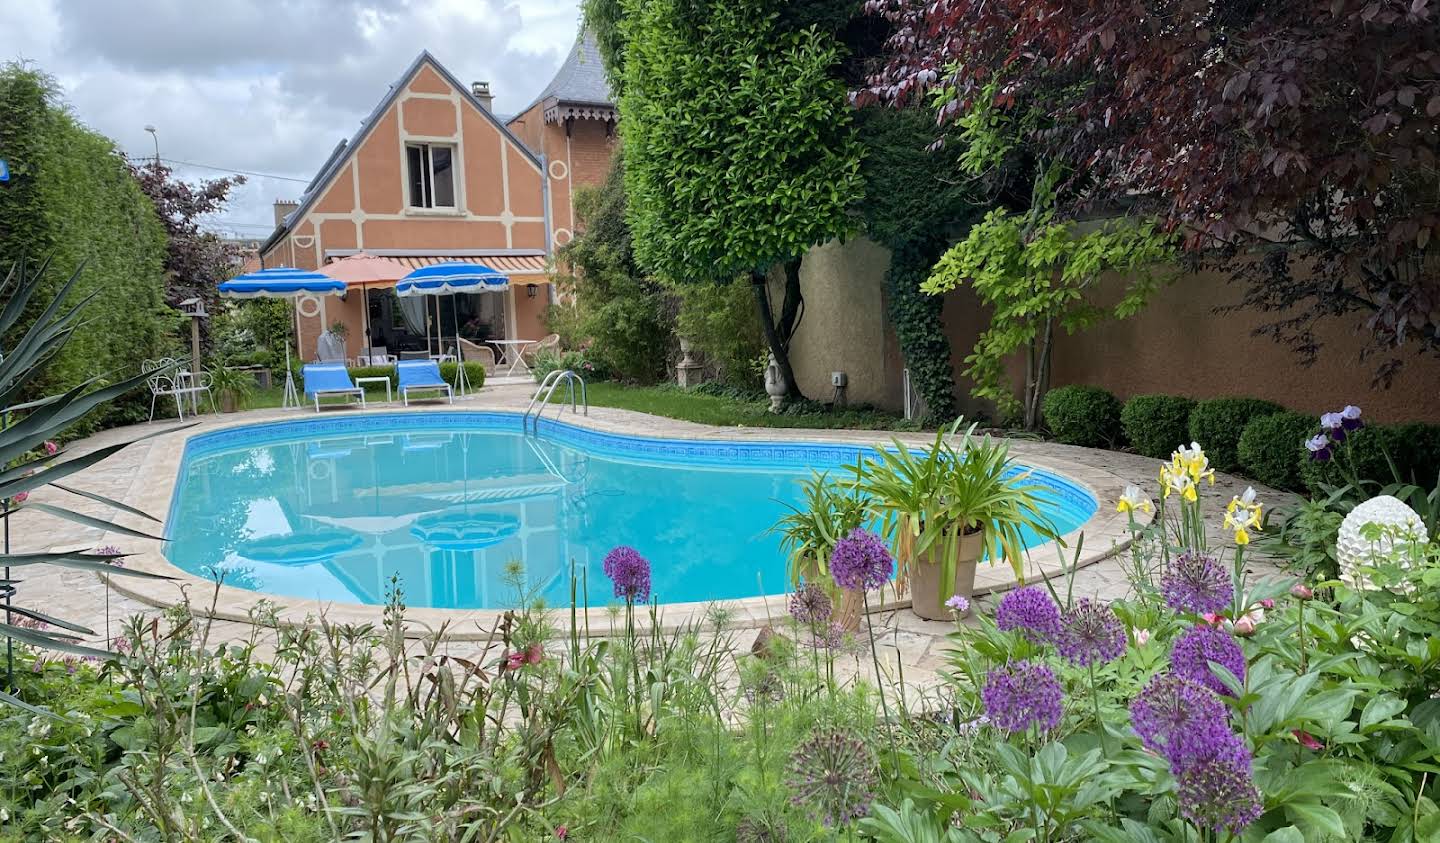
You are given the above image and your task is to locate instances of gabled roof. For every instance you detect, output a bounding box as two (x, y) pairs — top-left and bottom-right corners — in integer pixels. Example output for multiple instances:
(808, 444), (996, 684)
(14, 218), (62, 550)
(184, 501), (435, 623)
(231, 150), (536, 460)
(523, 31), (616, 123)
(261, 51), (544, 259)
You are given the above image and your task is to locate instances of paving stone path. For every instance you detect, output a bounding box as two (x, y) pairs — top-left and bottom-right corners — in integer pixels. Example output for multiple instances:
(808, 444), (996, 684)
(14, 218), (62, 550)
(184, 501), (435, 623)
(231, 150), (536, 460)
(5, 384), (1295, 695)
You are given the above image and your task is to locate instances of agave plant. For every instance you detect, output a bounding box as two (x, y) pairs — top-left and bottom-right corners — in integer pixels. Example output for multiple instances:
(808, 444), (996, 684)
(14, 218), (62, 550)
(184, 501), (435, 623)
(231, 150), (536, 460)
(1, 257), (179, 712)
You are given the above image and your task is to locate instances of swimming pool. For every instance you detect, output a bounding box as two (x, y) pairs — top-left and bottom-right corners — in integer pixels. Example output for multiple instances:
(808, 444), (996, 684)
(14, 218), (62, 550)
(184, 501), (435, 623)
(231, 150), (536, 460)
(164, 413), (1097, 609)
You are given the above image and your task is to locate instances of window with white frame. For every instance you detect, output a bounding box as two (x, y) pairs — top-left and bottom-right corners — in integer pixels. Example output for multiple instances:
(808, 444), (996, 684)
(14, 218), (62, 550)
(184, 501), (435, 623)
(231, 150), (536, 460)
(404, 143), (456, 209)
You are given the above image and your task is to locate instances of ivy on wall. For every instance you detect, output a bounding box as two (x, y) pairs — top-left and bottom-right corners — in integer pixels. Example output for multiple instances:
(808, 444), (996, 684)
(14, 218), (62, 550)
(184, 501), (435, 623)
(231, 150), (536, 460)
(0, 64), (170, 430)
(855, 108), (981, 423)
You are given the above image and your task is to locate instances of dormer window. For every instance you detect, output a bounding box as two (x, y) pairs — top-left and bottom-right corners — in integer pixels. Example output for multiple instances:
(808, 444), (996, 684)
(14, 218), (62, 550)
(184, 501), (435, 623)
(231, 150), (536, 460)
(405, 143), (456, 209)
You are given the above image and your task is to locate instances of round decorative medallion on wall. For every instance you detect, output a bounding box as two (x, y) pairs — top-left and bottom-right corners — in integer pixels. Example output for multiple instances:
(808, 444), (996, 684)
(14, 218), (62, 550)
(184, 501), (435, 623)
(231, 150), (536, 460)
(549, 159), (569, 180)
(297, 295), (322, 318)
(553, 228), (573, 245)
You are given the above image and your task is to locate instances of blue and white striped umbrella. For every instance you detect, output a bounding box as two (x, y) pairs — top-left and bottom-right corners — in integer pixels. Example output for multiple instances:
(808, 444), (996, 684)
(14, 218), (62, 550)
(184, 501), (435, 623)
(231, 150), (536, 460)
(219, 267), (347, 299)
(395, 262), (510, 297)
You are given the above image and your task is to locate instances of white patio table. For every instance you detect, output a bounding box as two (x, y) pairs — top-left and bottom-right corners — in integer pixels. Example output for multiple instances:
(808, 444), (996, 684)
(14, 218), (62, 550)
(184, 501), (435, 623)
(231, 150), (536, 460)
(490, 339), (539, 376)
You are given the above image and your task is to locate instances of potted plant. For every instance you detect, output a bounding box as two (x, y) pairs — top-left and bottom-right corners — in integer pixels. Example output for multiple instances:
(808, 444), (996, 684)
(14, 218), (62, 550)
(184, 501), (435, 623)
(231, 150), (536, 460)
(207, 364), (256, 413)
(852, 420), (1058, 620)
(770, 470), (870, 584)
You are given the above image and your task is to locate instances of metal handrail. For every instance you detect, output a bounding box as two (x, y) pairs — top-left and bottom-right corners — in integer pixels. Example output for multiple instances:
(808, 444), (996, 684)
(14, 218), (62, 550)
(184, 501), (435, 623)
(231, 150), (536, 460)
(522, 369), (587, 433)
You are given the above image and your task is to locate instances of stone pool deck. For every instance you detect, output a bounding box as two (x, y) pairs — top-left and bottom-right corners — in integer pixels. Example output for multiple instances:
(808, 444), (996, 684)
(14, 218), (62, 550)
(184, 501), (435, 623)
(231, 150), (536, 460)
(6, 383), (1294, 693)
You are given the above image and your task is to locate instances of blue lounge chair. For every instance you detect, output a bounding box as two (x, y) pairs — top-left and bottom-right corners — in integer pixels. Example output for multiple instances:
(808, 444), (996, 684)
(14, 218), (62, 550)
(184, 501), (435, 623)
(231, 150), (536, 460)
(302, 363), (366, 412)
(397, 360), (453, 406)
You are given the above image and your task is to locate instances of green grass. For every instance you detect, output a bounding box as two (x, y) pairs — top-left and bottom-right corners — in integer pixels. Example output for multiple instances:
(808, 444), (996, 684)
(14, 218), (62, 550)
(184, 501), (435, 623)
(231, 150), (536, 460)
(550, 382), (918, 430)
(196, 381), (917, 432)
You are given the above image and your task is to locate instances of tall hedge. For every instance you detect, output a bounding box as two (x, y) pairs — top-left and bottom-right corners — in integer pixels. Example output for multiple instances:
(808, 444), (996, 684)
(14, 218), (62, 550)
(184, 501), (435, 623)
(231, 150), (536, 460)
(0, 64), (169, 431)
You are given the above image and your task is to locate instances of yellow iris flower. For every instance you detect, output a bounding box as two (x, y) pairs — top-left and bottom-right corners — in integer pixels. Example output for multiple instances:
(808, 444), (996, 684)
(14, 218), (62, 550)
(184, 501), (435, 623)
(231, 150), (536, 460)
(1224, 487), (1263, 546)
(1117, 484), (1153, 514)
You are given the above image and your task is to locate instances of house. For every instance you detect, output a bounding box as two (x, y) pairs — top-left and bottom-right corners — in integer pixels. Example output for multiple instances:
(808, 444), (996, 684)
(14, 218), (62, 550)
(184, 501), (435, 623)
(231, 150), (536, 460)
(258, 34), (615, 363)
(504, 31), (617, 251)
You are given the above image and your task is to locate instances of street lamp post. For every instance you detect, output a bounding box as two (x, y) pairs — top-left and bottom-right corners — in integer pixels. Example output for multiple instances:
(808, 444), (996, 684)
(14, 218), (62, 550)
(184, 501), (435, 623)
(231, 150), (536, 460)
(144, 125), (159, 169)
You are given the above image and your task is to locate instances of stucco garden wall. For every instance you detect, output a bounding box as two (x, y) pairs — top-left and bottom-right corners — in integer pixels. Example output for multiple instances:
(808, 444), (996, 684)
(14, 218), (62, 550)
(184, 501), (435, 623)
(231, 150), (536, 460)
(774, 237), (905, 411)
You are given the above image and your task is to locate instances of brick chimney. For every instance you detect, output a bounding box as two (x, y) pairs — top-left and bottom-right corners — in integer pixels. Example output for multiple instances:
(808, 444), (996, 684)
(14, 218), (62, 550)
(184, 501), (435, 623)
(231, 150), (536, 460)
(471, 81), (493, 111)
(273, 200), (299, 226)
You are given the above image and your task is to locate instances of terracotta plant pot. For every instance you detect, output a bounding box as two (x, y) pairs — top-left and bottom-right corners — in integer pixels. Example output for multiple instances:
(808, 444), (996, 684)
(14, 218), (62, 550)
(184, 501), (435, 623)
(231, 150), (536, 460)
(910, 527), (984, 621)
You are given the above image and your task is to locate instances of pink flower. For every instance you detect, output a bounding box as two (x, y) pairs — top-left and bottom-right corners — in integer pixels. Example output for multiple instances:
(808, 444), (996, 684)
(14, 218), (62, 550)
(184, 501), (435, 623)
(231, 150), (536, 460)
(42, 441), (58, 456)
(554, 826), (568, 840)
(1290, 583), (1314, 600)
(523, 642), (544, 665)
(11, 492), (27, 505)
(1133, 628), (1151, 646)
(502, 650), (526, 671)
(1232, 616), (1257, 637)
(1259, 598), (1275, 609)
(1292, 730), (1324, 751)
(1200, 613), (1223, 626)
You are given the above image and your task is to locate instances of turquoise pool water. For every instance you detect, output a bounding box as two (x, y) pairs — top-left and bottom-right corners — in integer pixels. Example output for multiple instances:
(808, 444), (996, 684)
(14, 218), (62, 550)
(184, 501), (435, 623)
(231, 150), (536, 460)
(164, 413), (1097, 609)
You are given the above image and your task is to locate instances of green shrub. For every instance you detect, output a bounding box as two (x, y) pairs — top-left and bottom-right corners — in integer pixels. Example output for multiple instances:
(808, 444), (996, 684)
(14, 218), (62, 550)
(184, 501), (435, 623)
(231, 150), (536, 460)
(341, 362), (485, 392)
(1237, 411), (1314, 491)
(1300, 421), (1440, 494)
(1040, 385), (1122, 448)
(1187, 397), (1285, 472)
(1120, 395), (1196, 459)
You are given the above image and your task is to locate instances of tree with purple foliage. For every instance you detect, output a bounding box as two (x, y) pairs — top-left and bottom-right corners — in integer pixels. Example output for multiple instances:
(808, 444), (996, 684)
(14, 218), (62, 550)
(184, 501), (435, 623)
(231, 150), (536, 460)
(128, 160), (246, 347)
(861, 0), (1440, 382)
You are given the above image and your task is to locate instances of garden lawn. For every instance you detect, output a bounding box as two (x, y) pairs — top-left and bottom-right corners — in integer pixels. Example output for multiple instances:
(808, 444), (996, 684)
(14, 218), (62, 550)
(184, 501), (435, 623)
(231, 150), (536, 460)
(555, 383), (916, 430)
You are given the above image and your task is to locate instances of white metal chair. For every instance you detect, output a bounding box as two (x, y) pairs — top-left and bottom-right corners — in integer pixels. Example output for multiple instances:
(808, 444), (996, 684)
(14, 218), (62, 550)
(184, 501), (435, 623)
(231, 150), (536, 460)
(360, 345), (398, 366)
(144, 358), (217, 421)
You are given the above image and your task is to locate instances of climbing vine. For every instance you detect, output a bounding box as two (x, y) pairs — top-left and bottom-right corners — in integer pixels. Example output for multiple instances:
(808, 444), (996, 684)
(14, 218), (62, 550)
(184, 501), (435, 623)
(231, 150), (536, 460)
(855, 107), (979, 423)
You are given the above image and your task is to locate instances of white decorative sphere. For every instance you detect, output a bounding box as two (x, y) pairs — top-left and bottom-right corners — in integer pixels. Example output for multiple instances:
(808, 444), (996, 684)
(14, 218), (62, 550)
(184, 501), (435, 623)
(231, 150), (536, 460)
(1336, 495), (1429, 589)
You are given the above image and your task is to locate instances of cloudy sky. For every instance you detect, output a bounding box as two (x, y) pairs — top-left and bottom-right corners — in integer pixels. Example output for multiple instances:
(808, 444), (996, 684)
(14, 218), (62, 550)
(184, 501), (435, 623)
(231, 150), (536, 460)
(12, 0), (584, 242)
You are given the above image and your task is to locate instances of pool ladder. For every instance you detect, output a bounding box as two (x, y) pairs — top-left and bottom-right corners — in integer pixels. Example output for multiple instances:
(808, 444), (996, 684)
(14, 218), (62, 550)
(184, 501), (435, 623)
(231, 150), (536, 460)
(523, 369), (587, 433)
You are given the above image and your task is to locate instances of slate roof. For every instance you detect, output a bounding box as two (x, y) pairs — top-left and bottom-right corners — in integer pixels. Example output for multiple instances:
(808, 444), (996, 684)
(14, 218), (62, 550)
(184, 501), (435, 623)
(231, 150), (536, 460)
(524, 31), (616, 123)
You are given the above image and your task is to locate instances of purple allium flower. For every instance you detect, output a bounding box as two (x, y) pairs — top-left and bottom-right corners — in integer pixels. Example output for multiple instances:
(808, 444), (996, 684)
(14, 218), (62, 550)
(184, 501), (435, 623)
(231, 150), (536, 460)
(602, 546), (651, 602)
(995, 586), (1062, 644)
(1129, 674), (1237, 765)
(1340, 405), (1363, 431)
(1162, 551), (1233, 616)
(944, 594), (970, 615)
(1170, 624), (1247, 697)
(982, 660), (1063, 733)
(1176, 750), (1264, 835)
(828, 529), (892, 592)
(1305, 433), (1332, 462)
(1056, 598), (1126, 667)
(96, 545), (125, 568)
(789, 582), (833, 627)
(111, 636), (133, 656)
(788, 730), (878, 827)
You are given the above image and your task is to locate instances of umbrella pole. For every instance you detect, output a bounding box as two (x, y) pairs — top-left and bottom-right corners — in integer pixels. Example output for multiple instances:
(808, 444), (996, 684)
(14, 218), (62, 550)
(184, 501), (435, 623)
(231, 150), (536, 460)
(361, 283), (371, 360)
(282, 329), (299, 409)
(452, 293), (468, 397)
(424, 296), (432, 357)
